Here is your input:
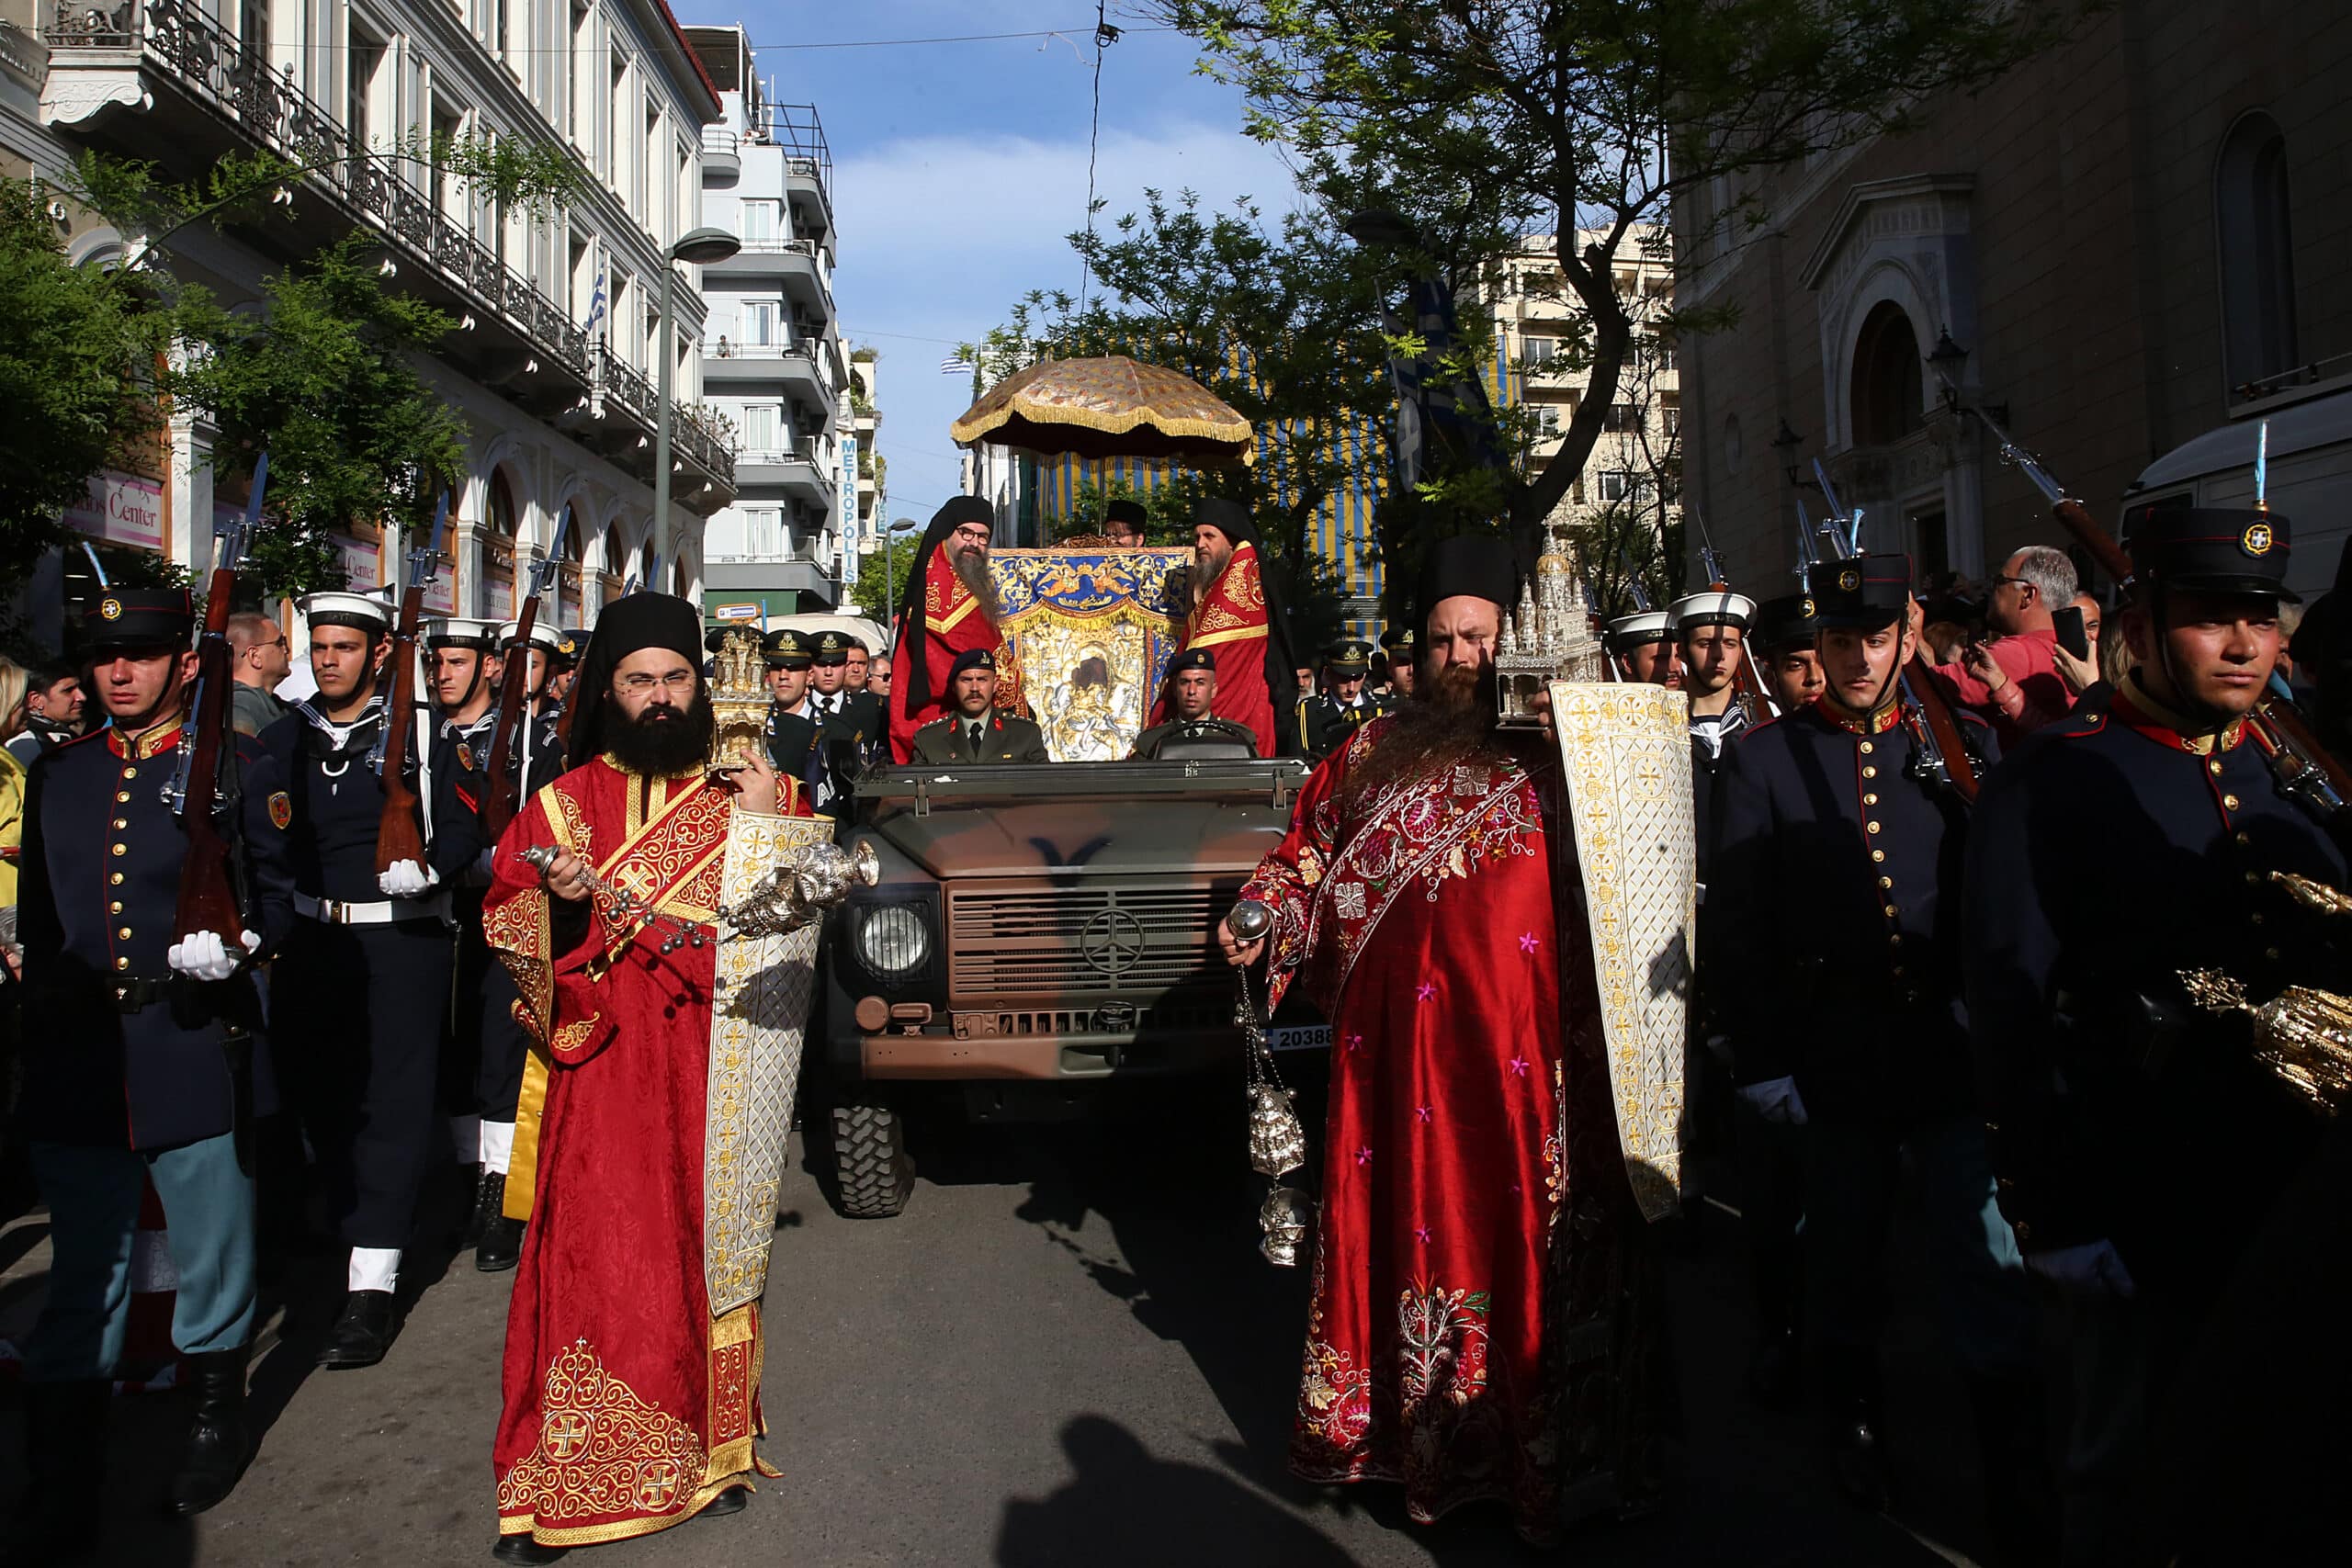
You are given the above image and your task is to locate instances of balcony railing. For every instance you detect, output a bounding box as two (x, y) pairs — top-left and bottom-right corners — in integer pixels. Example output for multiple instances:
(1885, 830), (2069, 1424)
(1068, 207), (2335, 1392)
(753, 103), (831, 214)
(35, 0), (747, 492)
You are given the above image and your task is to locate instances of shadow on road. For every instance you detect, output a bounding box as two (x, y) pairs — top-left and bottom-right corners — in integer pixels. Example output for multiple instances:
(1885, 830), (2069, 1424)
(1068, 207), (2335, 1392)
(996, 1415), (1358, 1568)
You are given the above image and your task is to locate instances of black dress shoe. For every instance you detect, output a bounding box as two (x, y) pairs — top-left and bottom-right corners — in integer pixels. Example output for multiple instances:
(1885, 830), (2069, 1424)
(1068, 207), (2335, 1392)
(492, 1534), (568, 1563)
(476, 1214), (526, 1273)
(319, 1289), (399, 1370)
(167, 1346), (253, 1516)
(698, 1486), (749, 1518)
(460, 1166), (492, 1247)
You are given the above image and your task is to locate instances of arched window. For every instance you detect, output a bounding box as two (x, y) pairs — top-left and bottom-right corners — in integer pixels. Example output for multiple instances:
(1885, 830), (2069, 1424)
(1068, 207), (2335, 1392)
(2217, 111), (2299, 389)
(602, 525), (625, 605)
(483, 470), (521, 619)
(1850, 301), (1924, 447)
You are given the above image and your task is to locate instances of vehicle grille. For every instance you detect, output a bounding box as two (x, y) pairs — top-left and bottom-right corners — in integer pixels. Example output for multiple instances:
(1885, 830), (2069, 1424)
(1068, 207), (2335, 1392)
(946, 885), (1224, 1000)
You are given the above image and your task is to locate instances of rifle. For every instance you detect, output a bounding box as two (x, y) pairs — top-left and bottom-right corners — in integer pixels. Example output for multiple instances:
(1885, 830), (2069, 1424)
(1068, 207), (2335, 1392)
(481, 503), (570, 844)
(168, 452), (268, 944)
(1952, 391), (2352, 817)
(371, 492), (449, 875)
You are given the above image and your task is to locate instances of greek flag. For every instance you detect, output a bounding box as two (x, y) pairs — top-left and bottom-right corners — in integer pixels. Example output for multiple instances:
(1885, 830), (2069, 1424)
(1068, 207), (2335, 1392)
(940, 355), (976, 377)
(584, 267), (607, 335)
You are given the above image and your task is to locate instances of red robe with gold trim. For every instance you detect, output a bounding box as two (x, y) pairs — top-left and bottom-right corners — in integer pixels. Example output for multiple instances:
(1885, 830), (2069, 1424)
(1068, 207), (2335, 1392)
(484, 757), (808, 1550)
(1240, 718), (1662, 1540)
(888, 550), (1015, 761)
(1153, 540), (1276, 755)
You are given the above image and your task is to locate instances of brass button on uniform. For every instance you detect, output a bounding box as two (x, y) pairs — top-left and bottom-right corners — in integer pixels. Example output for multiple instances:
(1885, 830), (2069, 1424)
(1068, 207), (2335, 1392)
(1883, 904), (1899, 919)
(117, 926), (132, 941)
(108, 901), (122, 915)
(1879, 876), (1893, 890)
(1866, 820), (1883, 835)
(2251, 912), (2265, 926)
(2222, 793), (2241, 810)
(2234, 830), (2252, 847)
(119, 767), (135, 781)
(115, 791), (130, 804)
(111, 818), (128, 830)
(2207, 758), (2224, 775)
(1871, 849), (1886, 863)
(1860, 741), (1875, 754)
(110, 843), (127, 858)
(1862, 765), (1878, 779)
(108, 872), (123, 886)
(2266, 946), (2283, 962)
(1863, 792), (1880, 806)
(112, 956), (129, 972)
(1891, 965), (1905, 979)
(1888, 933), (1903, 947)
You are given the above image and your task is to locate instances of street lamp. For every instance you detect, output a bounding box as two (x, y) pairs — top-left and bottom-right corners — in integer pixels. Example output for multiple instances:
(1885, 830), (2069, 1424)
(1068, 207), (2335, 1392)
(652, 225), (743, 578)
(880, 516), (920, 635)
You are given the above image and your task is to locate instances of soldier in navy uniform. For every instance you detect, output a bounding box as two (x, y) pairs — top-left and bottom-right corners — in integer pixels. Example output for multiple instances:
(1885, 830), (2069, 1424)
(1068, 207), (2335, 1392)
(910, 649), (1049, 763)
(1670, 587), (1757, 881)
(543, 626), (583, 716)
(453, 616), (570, 1269)
(1374, 625), (1417, 700)
(1604, 608), (1679, 685)
(252, 592), (481, 1369)
(1130, 648), (1258, 758)
(9, 590), (296, 1543)
(808, 629), (885, 808)
(1750, 591), (1826, 713)
(424, 616), (503, 1192)
(1968, 506), (2347, 1566)
(1293, 638), (1380, 762)
(1711, 554), (2045, 1537)
(760, 626), (821, 798)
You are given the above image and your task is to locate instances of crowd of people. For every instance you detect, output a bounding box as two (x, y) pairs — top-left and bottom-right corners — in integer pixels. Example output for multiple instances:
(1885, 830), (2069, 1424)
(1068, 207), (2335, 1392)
(2, 482), (2340, 1567)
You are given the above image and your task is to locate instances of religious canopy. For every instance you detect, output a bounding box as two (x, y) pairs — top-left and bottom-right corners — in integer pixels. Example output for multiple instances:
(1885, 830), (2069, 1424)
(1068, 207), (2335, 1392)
(950, 356), (1256, 466)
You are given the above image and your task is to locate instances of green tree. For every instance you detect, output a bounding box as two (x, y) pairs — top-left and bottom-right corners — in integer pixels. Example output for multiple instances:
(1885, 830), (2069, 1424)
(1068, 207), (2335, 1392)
(965, 189), (1395, 647)
(849, 535), (924, 623)
(0, 184), (169, 593)
(1160, 0), (2086, 551)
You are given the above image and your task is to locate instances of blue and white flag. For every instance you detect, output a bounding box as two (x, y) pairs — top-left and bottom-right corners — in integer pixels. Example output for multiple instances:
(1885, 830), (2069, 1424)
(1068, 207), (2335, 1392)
(584, 267), (607, 336)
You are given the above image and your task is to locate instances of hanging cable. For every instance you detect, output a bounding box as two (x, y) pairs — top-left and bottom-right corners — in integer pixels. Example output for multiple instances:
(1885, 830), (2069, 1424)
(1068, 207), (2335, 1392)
(1078, 4), (1122, 316)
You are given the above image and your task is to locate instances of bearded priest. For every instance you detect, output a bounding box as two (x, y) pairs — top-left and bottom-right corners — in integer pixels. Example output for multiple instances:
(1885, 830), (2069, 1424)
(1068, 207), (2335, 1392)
(1152, 497), (1293, 757)
(888, 496), (1013, 761)
(1216, 535), (1668, 1543)
(481, 592), (816, 1562)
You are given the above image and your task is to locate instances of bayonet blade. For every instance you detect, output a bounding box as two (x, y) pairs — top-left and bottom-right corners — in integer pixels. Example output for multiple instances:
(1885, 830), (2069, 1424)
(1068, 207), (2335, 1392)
(530, 503), (572, 599)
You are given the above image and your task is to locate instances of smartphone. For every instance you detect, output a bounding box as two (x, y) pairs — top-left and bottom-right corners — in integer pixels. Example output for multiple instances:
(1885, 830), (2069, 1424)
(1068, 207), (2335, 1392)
(2052, 604), (2090, 661)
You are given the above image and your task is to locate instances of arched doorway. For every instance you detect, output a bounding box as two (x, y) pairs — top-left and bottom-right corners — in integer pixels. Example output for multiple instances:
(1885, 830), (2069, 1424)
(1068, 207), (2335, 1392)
(1849, 302), (1924, 447)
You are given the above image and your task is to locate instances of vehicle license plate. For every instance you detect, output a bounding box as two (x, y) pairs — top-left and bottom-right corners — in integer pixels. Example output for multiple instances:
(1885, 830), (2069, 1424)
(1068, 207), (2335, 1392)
(1268, 1023), (1332, 1053)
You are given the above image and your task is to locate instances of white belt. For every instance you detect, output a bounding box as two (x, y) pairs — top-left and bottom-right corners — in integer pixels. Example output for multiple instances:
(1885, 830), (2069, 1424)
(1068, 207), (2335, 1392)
(295, 890), (453, 926)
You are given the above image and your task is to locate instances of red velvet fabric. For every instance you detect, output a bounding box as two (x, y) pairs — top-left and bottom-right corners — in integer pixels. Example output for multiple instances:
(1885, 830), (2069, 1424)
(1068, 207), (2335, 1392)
(888, 550), (1008, 761)
(484, 760), (808, 1548)
(1152, 541), (1277, 755)
(1241, 721), (1660, 1540)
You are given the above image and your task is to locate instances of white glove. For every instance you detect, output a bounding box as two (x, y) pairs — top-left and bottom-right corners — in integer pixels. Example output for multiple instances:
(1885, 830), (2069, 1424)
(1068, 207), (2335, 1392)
(379, 859), (441, 897)
(1735, 1076), (1809, 1126)
(2026, 1239), (2137, 1299)
(167, 930), (262, 982)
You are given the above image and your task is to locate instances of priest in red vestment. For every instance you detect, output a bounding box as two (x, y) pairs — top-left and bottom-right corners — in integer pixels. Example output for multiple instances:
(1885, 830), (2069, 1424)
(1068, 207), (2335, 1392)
(1218, 536), (1666, 1543)
(1152, 497), (1292, 757)
(888, 495), (1017, 761)
(482, 593), (815, 1562)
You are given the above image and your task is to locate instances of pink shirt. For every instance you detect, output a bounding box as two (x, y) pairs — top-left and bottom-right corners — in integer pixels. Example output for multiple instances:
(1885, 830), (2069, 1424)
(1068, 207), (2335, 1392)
(1927, 628), (2073, 743)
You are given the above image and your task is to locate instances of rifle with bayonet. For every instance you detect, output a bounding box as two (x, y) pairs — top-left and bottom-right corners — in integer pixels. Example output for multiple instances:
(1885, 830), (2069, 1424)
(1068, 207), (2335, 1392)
(480, 503), (570, 844)
(1811, 461), (1980, 803)
(169, 452), (268, 944)
(371, 492), (448, 875)
(1939, 379), (2350, 818)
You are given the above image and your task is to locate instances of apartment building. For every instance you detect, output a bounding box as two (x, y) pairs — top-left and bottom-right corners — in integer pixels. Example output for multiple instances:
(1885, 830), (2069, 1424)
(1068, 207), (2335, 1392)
(683, 22), (844, 618)
(22, 0), (734, 632)
(1470, 228), (1681, 551)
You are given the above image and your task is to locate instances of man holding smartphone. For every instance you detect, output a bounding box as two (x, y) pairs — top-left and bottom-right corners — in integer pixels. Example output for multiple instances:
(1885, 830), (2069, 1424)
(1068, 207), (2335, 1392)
(1928, 546), (2079, 742)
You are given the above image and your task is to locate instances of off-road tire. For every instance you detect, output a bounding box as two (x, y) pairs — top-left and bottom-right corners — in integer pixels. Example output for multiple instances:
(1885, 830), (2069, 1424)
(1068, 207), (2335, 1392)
(827, 1097), (913, 1218)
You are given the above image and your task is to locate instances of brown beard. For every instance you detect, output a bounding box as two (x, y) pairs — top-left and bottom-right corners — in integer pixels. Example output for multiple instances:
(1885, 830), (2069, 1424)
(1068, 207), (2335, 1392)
(1197, 541), (1233, 593)
(606, 690), (716, 777)
(951, 542), (1000, 627)
(1339, 660), (1498, 813)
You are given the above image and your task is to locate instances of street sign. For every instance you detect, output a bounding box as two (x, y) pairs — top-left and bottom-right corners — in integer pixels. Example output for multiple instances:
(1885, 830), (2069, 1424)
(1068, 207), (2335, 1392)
(712, 601), (763, 621)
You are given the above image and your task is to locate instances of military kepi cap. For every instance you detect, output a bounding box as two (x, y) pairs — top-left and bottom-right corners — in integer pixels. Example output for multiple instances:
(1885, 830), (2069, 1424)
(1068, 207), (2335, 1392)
(2125, 503), (2298, 603)
(1167, 648), (1216, 675)
(85, 588), (194, 650)
(1806, 553), (1912, 631)
(1322, 638), (1373, 673)
(1379, 625), (1417, 654)
(762, 627), (813, 668)
(948, 647), (997, 679)
(299, 591), (393, 634)
(1750, 592), (1818, 653)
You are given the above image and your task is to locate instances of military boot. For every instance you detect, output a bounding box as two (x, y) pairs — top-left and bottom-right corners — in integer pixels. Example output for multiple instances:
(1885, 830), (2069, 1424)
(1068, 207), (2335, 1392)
(167, 1345), (253, 1516)
(474, 1170), (525, 1272)
(8, 1379), (109, 1564)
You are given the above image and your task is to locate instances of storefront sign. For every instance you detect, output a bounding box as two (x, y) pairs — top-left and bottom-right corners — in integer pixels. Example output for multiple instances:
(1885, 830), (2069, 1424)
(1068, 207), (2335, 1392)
(331, 533), (381, 590)
(64, 469), (166, 552)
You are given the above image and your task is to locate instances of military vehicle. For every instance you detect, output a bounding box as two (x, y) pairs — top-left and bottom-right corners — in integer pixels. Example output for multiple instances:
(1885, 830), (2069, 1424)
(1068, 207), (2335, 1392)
(816, 756), (1317, 1216)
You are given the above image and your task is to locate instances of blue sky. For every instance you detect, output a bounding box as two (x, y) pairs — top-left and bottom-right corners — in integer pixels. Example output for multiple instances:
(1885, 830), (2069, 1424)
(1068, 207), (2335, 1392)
(701, 2), (1299, 525)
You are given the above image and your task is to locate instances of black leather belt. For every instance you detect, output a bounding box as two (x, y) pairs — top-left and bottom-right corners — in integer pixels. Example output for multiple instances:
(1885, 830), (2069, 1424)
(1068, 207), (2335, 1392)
(111, 977), (171, 1014)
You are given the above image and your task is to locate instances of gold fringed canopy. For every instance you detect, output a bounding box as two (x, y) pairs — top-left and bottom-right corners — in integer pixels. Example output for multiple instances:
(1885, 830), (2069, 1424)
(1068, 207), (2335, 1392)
(950, 356), (1256, 466)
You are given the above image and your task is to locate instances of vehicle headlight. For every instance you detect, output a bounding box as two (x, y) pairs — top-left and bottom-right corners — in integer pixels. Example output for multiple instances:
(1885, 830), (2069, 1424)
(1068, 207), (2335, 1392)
(856, 905), (930, 976)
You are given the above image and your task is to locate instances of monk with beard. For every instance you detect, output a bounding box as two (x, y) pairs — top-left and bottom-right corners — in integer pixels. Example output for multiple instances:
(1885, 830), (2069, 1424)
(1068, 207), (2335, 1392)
(1154, 497), (1295, 757)
(1218, 536), (1665, 1543)
(888, 496), (1014, 762)
(481, 593), (811, 1561)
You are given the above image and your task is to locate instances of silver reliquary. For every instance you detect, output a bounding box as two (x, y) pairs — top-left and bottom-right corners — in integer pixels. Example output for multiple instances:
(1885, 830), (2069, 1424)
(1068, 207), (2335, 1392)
(1496, 535), (1608, 727)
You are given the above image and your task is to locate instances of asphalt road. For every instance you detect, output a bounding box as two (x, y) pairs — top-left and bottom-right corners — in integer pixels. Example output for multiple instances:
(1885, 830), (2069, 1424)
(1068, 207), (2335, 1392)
(1, 1081), (2007, 1567)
